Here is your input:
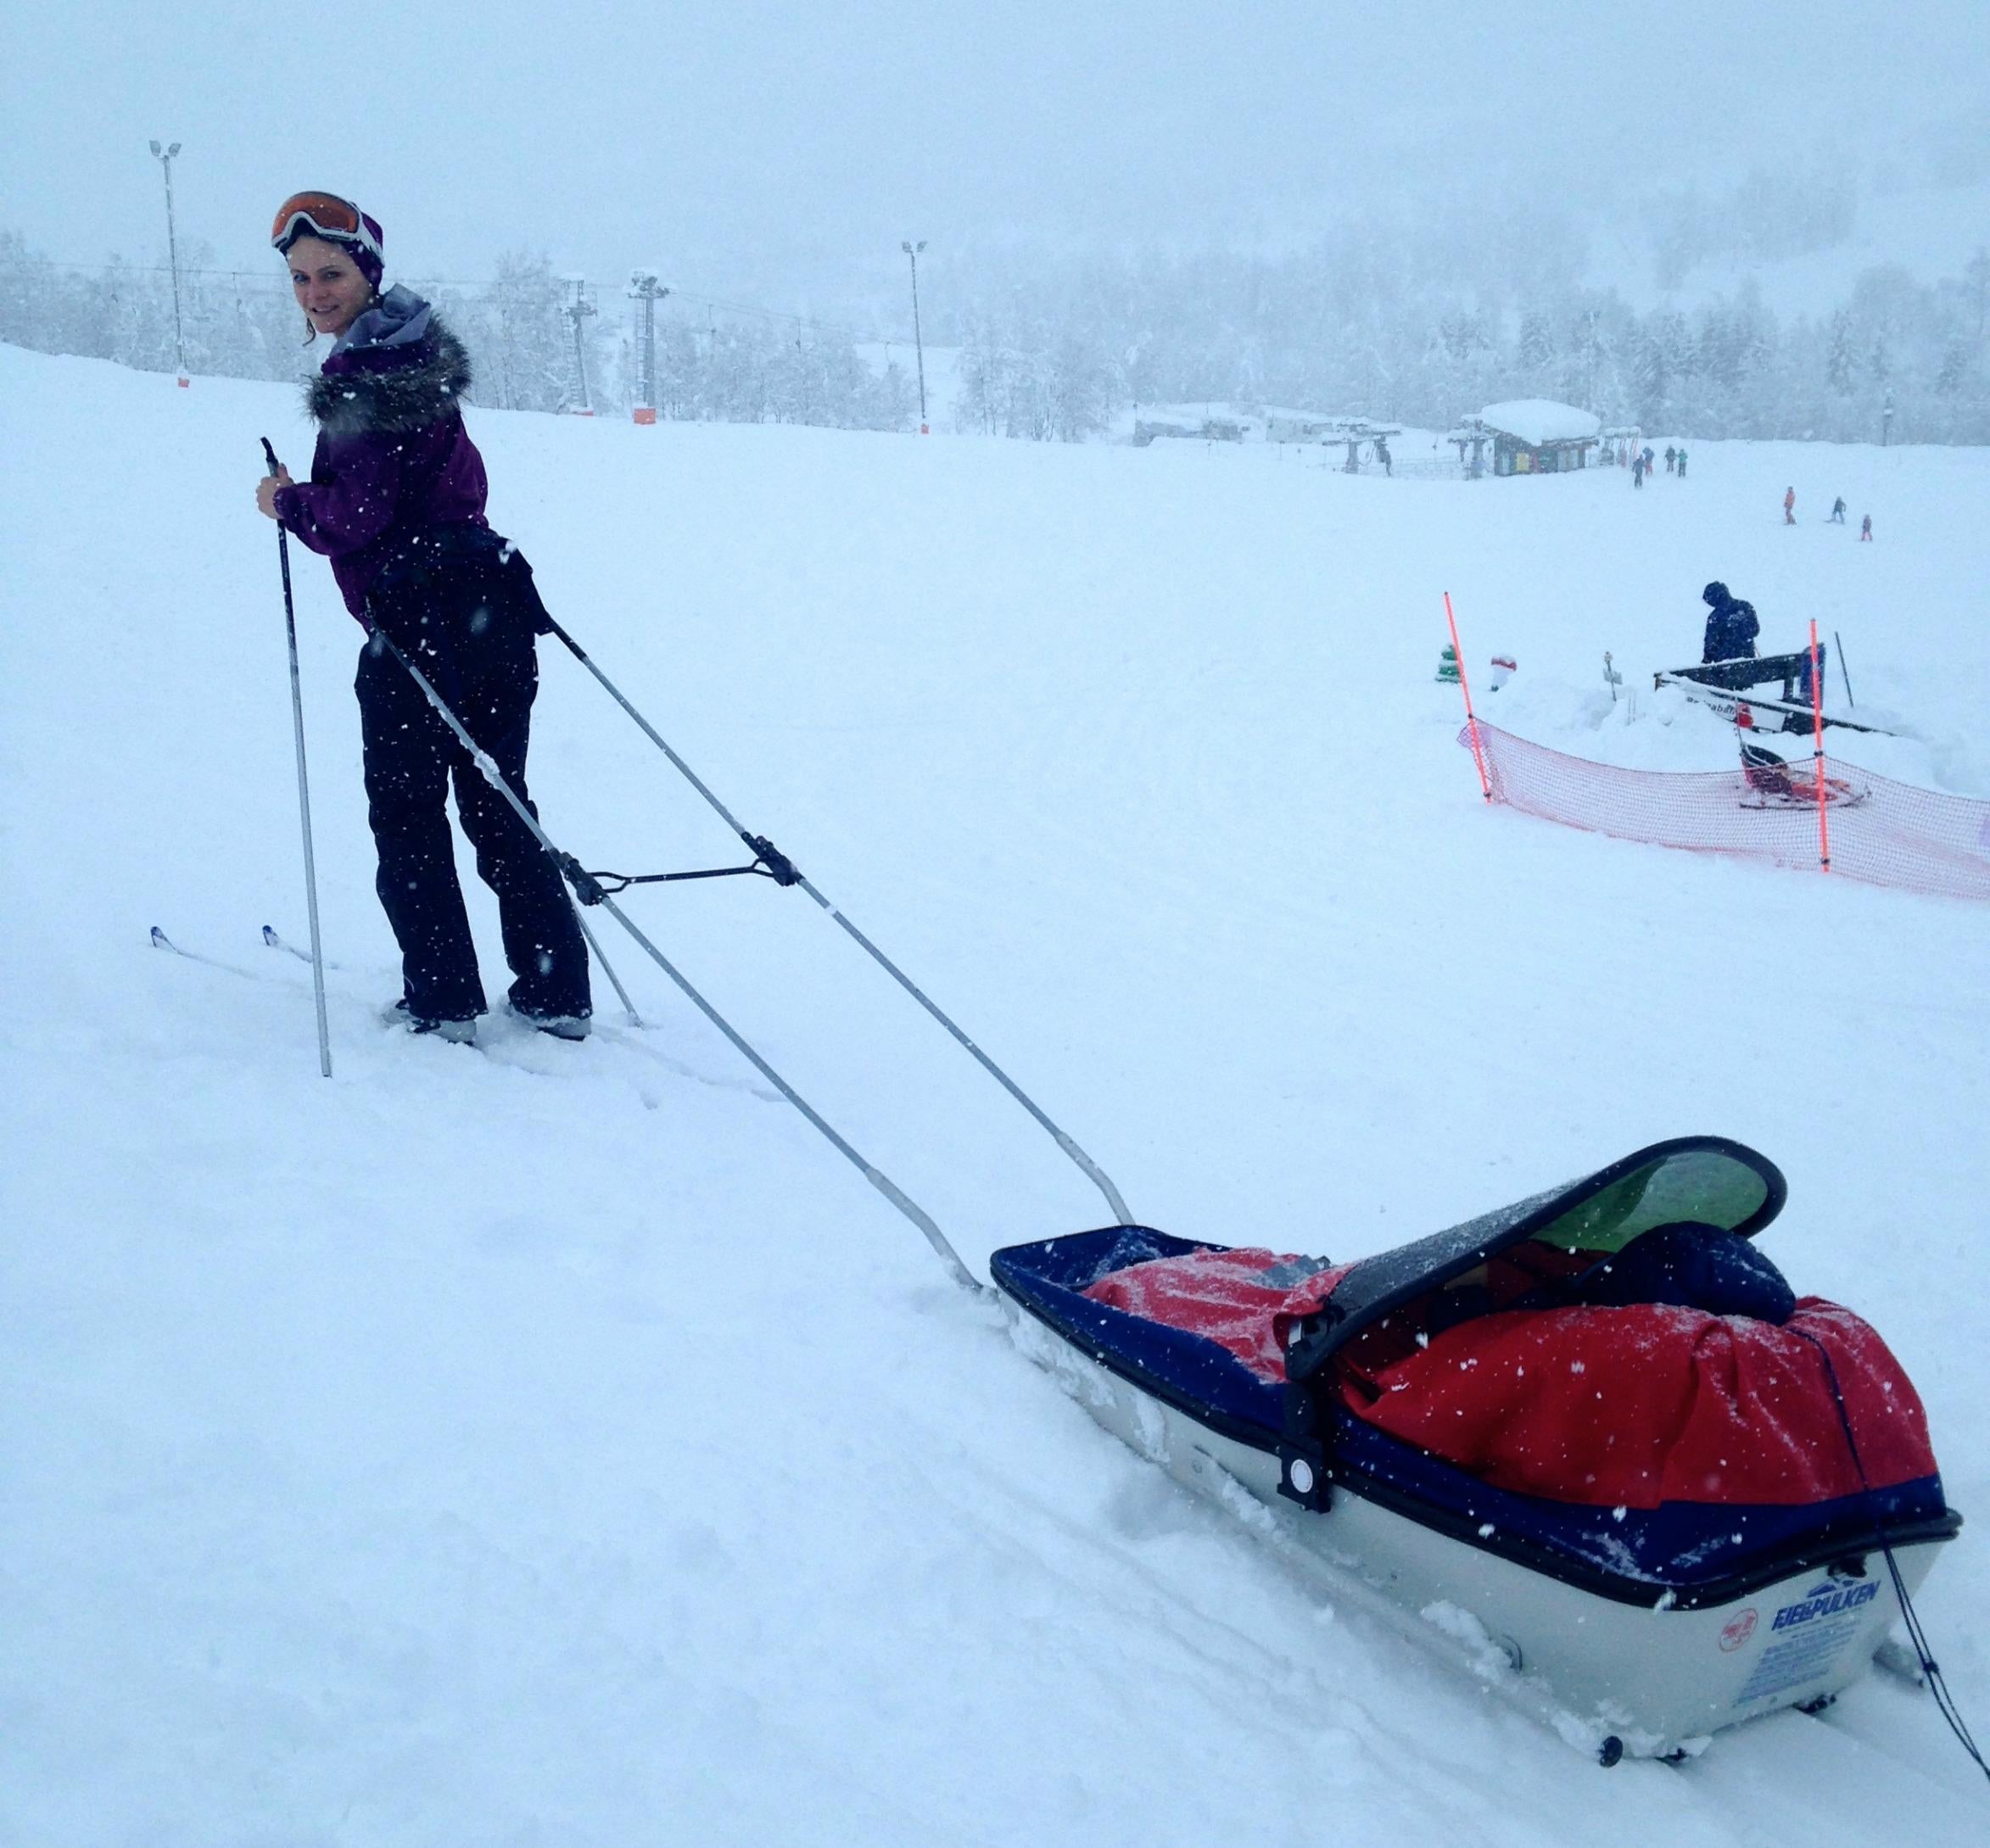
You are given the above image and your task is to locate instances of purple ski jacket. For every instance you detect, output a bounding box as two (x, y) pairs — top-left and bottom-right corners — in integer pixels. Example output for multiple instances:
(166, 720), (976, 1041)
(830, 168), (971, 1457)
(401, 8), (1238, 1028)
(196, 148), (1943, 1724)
(272, 288), (493, 621)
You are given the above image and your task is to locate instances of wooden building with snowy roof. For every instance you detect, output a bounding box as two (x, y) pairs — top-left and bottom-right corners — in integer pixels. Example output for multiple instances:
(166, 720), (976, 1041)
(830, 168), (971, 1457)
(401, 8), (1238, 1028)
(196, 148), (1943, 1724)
(1468, 400), (1602, 475)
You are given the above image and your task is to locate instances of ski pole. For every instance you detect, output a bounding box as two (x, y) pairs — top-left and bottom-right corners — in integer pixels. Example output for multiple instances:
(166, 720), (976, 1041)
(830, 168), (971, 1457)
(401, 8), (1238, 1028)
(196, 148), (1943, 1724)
(260, 438), (333, 1078)
(371, 626), (983, 1294)
(568, 899), (641, 1027)
(1834, 628), (1856, 707)
(535, 611), (1132, 1225)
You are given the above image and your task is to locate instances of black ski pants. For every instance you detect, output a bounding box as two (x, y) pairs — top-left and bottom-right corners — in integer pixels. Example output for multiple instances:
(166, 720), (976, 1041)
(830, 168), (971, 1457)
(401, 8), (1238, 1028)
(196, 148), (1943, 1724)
(355, 556), (590, 1024)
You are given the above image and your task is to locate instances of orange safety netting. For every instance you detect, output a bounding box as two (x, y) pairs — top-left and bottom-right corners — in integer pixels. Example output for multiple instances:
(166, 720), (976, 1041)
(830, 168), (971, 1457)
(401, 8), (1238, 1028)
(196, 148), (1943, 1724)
(1459, 722), (1990, 902)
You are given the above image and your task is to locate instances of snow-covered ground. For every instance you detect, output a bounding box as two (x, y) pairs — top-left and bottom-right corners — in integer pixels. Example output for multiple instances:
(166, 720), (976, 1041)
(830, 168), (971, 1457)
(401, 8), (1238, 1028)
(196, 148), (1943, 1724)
(3, 343), (1987, 1845)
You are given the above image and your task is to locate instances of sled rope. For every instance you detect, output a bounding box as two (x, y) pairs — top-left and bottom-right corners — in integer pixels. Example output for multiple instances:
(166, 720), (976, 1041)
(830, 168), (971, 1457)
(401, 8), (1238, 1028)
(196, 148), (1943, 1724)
(1796, 1328), (1987, 1783)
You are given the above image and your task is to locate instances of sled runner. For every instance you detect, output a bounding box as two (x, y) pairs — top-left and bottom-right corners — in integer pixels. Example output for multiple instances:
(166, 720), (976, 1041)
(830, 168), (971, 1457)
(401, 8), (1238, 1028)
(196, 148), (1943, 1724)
(992, 1137), (1960, 1761)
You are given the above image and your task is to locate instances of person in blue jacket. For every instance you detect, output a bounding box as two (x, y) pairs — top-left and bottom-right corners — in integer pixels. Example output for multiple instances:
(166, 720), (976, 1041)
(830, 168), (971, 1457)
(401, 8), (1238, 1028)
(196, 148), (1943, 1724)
(1701, 582), (1760, 663)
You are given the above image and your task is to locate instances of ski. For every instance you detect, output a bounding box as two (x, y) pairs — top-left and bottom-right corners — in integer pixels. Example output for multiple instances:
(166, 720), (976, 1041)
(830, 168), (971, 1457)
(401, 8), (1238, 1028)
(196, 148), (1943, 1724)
(153, 924), (344, 977)
(148, 925), (258, 978)
(263, 924), (346, 970)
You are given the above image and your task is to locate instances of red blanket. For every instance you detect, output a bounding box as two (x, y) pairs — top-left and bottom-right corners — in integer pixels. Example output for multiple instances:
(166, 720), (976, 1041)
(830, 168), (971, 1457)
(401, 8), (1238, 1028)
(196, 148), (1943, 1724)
(1083, 1248), (1937, 1509)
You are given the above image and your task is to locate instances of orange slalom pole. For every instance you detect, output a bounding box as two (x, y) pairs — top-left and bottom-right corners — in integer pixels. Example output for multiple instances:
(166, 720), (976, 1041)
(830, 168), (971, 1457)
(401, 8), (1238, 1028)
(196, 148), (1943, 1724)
(1446, 591), (1492, 801)
(1809, 618), (1831, 873)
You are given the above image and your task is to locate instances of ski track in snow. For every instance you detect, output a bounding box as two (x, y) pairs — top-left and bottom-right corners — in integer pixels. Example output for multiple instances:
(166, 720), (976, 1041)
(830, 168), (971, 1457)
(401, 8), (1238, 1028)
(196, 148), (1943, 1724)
(2, 344), (1987, 1847)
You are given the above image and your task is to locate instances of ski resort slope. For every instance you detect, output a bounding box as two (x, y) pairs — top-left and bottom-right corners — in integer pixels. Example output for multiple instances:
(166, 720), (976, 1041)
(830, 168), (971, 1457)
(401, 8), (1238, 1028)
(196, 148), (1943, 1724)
(3, 343), (1987, 1847)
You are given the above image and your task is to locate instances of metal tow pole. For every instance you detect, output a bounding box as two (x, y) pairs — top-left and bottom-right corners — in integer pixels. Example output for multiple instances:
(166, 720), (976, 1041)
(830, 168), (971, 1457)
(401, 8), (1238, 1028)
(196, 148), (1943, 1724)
(372, 628), (984, 1295)
(534, 612), (1132, 1227)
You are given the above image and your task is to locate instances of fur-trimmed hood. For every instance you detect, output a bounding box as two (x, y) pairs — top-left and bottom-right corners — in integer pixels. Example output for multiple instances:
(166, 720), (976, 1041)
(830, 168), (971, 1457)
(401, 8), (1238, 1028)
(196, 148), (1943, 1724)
(305, 289), (473, 437)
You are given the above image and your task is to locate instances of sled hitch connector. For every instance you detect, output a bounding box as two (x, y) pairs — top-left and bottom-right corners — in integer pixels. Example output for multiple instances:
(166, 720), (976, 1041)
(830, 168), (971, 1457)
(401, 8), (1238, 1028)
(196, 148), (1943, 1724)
(1277, 1376), (1333, 1512)
(743, 832), (802, 886)
(559, 853), (608, 906)
(576, 833), (802, 896)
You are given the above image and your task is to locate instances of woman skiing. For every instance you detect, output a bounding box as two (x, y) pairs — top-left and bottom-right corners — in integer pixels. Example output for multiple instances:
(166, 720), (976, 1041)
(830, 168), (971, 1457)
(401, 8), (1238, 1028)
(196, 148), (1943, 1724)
(254, 192), (590, 1044)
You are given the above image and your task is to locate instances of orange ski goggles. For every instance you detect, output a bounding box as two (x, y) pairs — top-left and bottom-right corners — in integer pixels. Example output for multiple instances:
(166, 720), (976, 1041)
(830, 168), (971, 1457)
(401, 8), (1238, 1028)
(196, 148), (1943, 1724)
(271, 192), (382, 260)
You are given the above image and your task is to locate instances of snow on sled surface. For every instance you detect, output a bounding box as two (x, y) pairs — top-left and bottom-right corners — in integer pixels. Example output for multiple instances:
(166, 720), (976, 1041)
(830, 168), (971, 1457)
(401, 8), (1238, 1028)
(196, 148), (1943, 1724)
(992, 1139), (1961, 1755)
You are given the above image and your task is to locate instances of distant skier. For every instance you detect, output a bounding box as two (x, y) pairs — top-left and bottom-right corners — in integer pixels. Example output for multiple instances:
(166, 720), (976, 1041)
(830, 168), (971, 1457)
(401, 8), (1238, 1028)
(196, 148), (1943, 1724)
(1675, 448), (1688, 478)
(1860, 514), (1873, 541)
(1664, 444), (1677, 474)
(1783, 487), (1797, 525)
(1701, 582), (1760, 663)
(1633, 453), (1646, 487)
(1375, 436), (1393, 477)
(1830, 496), (1847, 524)
(1642, 445), (1656, 475)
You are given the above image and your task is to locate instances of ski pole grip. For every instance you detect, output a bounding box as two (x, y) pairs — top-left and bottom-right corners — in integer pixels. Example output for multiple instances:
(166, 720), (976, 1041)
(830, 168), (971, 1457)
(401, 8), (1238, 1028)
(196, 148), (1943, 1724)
(260, 437), (282, 475)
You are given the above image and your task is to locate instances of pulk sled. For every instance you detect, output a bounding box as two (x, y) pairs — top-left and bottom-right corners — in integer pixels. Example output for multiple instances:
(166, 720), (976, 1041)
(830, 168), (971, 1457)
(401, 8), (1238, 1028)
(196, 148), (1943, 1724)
(248, 489), (1990, 1771)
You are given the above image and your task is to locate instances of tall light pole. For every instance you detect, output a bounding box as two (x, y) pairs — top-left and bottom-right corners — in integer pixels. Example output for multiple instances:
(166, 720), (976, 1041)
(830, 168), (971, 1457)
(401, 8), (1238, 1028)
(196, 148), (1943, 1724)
(148, 139), (187, 385)
(900, 239), (929, 434)
(628, 270), (668, 425)
(1881, 388), (1894, 448)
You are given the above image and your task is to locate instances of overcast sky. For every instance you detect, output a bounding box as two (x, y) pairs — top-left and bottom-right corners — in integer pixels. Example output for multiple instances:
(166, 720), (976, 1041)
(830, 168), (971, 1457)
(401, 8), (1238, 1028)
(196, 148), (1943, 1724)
(5, 1), (1984, 302)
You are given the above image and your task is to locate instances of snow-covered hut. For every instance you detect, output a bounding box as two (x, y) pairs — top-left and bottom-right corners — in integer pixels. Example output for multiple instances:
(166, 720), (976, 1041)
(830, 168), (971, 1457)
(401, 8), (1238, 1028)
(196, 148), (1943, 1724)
(1132, 404), (1249, 445)
(1473, 400), (1602, 475)
(1262, 407), (1344, 444)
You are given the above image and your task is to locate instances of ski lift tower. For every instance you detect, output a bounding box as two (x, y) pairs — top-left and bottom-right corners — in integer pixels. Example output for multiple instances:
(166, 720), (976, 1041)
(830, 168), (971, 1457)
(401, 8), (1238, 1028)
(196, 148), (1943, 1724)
(1445, 418), (1490, 479)
(561, 275), (597, 416)
(1599, 424), (1641, 467)
(628, 270), (668, 425)
(1332, 418), (1402, 472)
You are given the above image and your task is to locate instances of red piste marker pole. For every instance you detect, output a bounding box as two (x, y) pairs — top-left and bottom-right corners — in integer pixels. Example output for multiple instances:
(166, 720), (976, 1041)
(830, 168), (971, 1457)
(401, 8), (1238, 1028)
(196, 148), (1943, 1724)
(1446, 591), (1492, 802)
(1809, 618), (1831, 873)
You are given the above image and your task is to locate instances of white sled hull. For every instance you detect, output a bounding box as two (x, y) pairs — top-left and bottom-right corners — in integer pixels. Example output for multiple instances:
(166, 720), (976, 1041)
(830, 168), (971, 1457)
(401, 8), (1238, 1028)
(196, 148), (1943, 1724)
(1008, 1308), (1945, 1760)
